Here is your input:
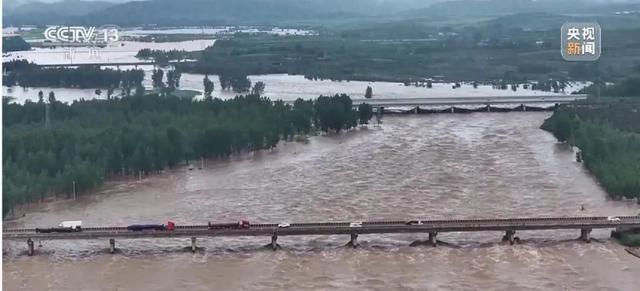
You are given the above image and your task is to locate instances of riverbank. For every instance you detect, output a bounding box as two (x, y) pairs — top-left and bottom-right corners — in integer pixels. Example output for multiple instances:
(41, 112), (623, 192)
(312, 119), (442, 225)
(541, 97), (640, 245)
(613, 227), (640, 247)
(541, 97), (640, 200)
(4, 113), (639, 290)
(2, 92), (370, 217)
(627, 247), (640, 259)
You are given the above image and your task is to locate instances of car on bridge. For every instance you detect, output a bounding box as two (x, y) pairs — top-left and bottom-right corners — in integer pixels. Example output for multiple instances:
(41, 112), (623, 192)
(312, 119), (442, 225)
(406, 220), (424, 225)
(59, 221), (82, 230)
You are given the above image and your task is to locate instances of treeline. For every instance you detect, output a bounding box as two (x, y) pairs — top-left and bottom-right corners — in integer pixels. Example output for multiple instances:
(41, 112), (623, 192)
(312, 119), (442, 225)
(579, 75), (640, 97)
(136, 49), (193, 64)
(2, 92), (373, 216)
(177, 33), (638, 83)
(399, 79), (571, 93)
(541, 97), (640, 200)
(201, 72), (253, 94)
(2, 60), (144, 90)
(218, 73), (252, 93)
(2, 36), (31, 52)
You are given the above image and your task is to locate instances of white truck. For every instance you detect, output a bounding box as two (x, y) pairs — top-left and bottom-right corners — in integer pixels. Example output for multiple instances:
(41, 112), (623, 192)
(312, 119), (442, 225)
(58, 221), (83, 230)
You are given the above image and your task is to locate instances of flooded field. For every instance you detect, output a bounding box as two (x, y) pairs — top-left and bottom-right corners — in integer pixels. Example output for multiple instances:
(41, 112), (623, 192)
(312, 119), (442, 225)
(3, 40), (215, 65)
(2, 36), (586, 104)
(3, 113), (639, 290)
(3, 72), (586, 104)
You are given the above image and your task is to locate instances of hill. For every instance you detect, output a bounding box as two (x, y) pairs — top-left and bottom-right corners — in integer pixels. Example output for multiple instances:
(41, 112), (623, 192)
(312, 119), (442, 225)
(5, 0), (440, 26)
(405, 0), (640, 18)
(4, 0), (115, 26)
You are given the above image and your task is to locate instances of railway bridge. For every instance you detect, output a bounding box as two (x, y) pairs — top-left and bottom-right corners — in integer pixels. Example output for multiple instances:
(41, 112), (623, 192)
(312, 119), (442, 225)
(4, 216), (639, 256)
(350, 95), (586, 107)
(358, 95), (587, 114)
(35, 60), (197, 69)
(283, 95), (588, 114)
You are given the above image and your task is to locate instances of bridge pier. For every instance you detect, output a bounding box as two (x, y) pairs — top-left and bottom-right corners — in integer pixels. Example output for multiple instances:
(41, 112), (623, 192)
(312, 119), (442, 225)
(486, 104), (491, 112)
(109, 238), (116, 254)
(450, 107), (455, 113)
(191, 237), (197, 253)
(27, 238), (34, 256)
(502, 230), (516, 245)
(521, 104), (526, 111)
(414, 106), (419, 114)
(270, 234), (280, 251)
(346, 233), (359, 248)
(428, 232), (438, 247)
(580, 228), (592, 243)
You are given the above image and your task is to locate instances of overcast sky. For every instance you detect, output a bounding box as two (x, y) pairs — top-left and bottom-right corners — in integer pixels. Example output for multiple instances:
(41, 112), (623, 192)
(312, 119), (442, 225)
(7, 0), (640, 9)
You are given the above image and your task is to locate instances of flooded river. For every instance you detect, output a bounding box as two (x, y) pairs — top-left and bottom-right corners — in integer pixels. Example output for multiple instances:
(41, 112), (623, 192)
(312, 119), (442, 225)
(3, 113), (639, 290)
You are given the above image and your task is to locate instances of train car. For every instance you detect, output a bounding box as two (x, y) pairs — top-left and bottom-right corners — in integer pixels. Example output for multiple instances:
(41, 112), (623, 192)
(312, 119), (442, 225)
(35, 227), (77, 233)
(36, 221), (84, 233)
(127, 224), (166, 231)
(166, 221), (175, 231)
(208, 220), (250, 230)
(58, 221), (82, 231)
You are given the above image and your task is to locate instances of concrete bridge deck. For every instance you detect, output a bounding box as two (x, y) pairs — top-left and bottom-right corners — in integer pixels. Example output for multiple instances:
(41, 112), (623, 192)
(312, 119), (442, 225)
(281, 95), (586, 109)
(36, 60), (196, 68)
(348, 95), (587, 107)
(5, 216), (639, 255)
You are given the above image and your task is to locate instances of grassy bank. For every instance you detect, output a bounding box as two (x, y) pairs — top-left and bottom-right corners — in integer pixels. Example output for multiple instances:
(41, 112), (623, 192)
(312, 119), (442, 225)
(541, 97), (640, 200)
(612, 227), (640, 247)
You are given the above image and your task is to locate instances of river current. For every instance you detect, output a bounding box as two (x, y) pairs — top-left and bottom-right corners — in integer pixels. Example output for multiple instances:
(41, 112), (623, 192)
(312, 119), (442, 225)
(3, 113), (639, 290)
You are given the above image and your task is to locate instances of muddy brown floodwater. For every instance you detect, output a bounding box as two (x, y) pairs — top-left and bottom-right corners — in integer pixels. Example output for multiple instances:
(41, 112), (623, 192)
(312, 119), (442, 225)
(3, 113), (640, 290)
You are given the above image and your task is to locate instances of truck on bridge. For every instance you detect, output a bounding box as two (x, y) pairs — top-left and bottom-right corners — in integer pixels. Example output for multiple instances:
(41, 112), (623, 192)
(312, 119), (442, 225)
(5, 216), (640, 256)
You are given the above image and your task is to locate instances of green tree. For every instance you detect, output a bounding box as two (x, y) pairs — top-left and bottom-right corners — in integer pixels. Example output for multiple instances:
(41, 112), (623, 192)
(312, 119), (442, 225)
(230, 75), (251, 93)
(553, 111), (572, 143)
(358, 103), (373, 125)
(203, 75), (214, 99)
(152, 69), (165, 88)
(365, 86), (373, 99)
(48, 91), (56, 103)
(107, 87), (114, 99)
(251, 81), (266, 96)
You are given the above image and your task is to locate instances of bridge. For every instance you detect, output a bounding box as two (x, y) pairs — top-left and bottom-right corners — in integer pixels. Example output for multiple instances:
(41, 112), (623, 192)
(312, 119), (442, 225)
(36, 60), (197, 68)
(283, 95), (587, 114)
(349, 95), (586, 107)
(355, 95), (587, 114)
(4, 216), (639, 256)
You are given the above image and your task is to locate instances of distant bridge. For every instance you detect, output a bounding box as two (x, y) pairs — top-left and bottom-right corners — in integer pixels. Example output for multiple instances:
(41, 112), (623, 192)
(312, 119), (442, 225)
(4, 215), (639, 255)
(36, 60), (196, 68)
(348, 95), (586, 107)
(283, 95), (586, 114)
